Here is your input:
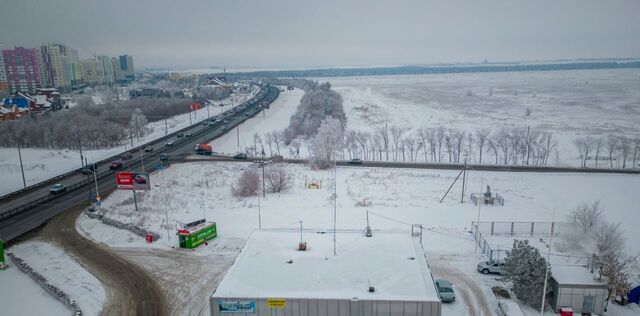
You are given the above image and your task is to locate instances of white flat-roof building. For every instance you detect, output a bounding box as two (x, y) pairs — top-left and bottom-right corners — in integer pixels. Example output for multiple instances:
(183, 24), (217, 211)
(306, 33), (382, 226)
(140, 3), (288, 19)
(550, 265), (607, 314)
(210, 230), (442, 316)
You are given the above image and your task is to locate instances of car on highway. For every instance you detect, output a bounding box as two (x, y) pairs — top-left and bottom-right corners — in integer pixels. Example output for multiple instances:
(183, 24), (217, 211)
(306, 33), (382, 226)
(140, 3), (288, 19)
(223, 119), (230, 124)
(176, 132), (184, 138)
(477, 260), (506, 275)
(435, 279), (456, 303)
(233, 153), (248, 160)
(244, 113), (251, 117)
(348, 158), (363, 165)
(165, 140), (174, 147)
(185, 132), (192, 137)
(81, 164), (96, 174)
(271, 155), (284, 163)
(109, 161), (123, 170)
(134, 175), (147, 184)
(120, 152), (133, 160)
(159, 153), (170, 161)
(49, 183), (67, 194)
(215, 118), (222, 123)
(144, 146), (154, 152)
(221, 125), (228, 131)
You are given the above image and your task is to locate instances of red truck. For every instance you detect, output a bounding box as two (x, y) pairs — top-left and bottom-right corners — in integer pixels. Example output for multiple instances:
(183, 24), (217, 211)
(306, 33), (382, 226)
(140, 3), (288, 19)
(195, 143), (212, 155)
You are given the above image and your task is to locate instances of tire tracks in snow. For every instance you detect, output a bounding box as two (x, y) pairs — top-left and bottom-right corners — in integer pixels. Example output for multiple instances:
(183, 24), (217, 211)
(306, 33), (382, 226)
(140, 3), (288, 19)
(431, 259), (493, 316)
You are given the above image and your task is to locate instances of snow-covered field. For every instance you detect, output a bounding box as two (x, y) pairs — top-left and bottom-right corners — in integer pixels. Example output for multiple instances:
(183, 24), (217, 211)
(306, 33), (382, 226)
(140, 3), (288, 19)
(322, 69), (640, 166)
(9, 241), (106, 316)
(0, 256), (70, 316)
(0, 86), (258, 196)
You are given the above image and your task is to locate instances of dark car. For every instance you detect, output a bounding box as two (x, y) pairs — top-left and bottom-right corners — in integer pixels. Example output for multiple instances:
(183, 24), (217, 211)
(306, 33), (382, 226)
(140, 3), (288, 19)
(81, 164), (96, 174)
(109, 161), (123, 170)
(185, 132), (192, 137)
(348, 158), (363, 165)
(49, 183), (67, 194)
(159, 153), (170, 161)
(233, 153), (248, 160)
(176, 132), (184, 138)
(271, 155), (284, 163)
(144, 146), (154, 152)
(134, 175), (147, 184)
(120, 152), (133, 160)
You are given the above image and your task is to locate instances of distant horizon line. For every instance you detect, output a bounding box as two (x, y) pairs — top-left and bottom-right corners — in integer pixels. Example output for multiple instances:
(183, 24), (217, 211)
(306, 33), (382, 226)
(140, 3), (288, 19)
(141, 57), (640, 73)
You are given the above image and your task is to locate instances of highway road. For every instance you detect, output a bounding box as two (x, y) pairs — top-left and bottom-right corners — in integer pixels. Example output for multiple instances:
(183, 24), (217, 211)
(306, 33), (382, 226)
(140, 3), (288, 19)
(0, 84), (280, 241)
(181, 155), (640, 174)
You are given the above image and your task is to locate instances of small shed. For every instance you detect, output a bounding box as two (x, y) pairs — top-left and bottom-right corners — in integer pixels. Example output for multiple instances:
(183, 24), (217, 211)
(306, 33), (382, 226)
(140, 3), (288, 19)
(550, 265), (607, 314)
(628, 283), (640, 304)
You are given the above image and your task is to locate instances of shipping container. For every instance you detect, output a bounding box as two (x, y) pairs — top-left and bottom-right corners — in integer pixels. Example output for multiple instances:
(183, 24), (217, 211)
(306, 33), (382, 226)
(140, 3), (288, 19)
(177, 222), (217, 249)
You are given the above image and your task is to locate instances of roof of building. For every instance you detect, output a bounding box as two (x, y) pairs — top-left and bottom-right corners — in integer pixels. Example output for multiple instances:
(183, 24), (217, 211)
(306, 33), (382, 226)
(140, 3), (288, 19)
(551, 265), (606, 287)
(212, 229), (440, 301)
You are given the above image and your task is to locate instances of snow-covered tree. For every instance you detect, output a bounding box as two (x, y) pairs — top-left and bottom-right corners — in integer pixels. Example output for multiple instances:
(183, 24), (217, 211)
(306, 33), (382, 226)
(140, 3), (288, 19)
(231, 168), (261, 197)
(308, 117), (344, 169)
(568, 201), (603, 233)
(504, 239), (551, 310)
(264, 164), (293, 193)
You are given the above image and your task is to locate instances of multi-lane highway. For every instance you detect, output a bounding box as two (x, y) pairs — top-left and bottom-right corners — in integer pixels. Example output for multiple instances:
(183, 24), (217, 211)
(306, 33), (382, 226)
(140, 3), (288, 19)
(0, 84), (280, 241)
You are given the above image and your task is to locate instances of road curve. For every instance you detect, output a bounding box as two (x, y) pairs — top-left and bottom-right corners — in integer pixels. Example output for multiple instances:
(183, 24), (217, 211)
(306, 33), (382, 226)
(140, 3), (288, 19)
(41, 204), (167, 316)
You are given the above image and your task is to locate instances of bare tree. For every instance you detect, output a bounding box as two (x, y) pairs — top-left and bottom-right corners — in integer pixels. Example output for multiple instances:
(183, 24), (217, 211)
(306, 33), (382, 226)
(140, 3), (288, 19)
(376, 125), (390, 161)
(619, 136), (630, 168)
(632, 138), (640, 168)
(404, 135), (417, 162)
(390, 126), (406, 161)
(264, 164), (293, 193)
(568, 201), (603, 233)
(595, 221), (625, 257)
(475, 128), (491, 164)
(606, 135), (619, 168)
(231, 168), (261, 197)
(594, 137), (603, 168)
(597, 253), (633, 301)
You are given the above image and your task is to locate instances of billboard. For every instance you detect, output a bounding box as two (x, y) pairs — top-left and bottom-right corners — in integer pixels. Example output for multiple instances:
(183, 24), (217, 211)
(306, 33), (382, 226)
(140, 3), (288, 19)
(116, 172), (150, 190)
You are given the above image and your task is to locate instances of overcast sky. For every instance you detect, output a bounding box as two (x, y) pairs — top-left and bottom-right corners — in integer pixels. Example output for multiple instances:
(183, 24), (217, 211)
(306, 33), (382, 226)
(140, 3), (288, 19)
(1, 0), (639, 70)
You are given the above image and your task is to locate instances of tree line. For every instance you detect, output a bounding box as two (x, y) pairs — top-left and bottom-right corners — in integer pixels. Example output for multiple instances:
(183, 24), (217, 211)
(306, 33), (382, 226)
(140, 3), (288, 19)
(574, 135), (640, 169)
(0, 96), (192, 150)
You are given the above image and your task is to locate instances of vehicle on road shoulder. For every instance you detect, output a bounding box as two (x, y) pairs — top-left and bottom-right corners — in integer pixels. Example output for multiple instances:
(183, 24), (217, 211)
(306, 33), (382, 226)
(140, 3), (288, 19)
(49, 183), (67, 194)
(435, 279), (456, 303)
(477, 260), (506, 275)
(348, 158), (363, 165)
(185, 132), (192, 137)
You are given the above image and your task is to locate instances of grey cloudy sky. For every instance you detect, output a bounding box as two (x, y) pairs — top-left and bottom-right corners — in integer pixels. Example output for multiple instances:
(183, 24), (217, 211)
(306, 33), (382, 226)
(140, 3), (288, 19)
(1, 0), (639, 69)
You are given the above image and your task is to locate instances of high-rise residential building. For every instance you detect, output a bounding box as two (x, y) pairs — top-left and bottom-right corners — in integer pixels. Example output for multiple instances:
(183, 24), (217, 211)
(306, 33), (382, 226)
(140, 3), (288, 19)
(118, 55), (134, 80)
(98, 55), (115, 84)
(40, 43), (72, 88)
(0, 54), (7, 93)
(2, 47), (43, 93)
(81, 59), (105, 85)
(68, 48), (83, 85)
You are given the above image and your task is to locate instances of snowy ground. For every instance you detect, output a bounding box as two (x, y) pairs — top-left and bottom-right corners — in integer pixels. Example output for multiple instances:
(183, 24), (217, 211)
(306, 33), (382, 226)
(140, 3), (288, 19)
(8, 241), (106, 316)
(321, 69), (640, 166)
(77, 160), (640, 315)
(0, 256), (70, 316)
(0, 86), (258, 196)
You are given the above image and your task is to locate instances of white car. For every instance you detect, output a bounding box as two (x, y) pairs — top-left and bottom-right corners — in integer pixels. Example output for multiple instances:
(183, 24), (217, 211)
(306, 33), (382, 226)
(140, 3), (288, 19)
(477, 260), (506, 274)
(165, 140), (174, 147)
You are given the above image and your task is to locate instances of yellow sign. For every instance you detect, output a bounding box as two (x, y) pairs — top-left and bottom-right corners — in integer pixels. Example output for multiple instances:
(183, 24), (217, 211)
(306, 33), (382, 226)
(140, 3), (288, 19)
(267, 298), (286, 309)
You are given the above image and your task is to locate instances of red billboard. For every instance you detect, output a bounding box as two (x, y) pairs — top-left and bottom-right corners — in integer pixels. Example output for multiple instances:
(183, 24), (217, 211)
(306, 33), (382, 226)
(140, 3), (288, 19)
(116, 172), (150, 190)
(190, 102), (202, 111)
(116, 172), (134, 190)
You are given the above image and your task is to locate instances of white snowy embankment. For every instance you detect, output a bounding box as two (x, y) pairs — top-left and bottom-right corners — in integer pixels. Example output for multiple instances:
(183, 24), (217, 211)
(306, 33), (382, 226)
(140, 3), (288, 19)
(9, 241), (106, 316)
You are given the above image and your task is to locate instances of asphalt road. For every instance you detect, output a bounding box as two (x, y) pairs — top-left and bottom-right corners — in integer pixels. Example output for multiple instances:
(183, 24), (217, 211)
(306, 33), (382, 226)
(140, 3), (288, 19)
(0, 84), (280, 241)
(180, 155), (640, 174)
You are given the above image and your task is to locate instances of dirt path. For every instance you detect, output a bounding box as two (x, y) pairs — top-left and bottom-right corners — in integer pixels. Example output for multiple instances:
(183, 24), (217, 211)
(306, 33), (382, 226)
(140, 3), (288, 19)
(41, 205), (168, 316)
(431, 259), (493, 316)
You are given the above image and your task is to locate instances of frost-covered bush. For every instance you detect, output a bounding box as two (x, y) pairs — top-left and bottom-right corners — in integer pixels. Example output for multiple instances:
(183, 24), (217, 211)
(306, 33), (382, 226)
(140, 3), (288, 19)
(231, 168), (260, 197)
(264, 164), (293, 193)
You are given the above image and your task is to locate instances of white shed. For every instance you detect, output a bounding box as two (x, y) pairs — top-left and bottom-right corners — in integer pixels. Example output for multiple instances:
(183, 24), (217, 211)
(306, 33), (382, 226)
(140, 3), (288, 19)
(550, 265), (607, 314)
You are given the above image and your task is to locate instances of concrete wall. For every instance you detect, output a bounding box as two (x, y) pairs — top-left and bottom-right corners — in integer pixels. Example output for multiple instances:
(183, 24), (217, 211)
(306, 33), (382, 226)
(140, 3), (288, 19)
(210, 297), (441, 316)
(550, 279), (606, 314)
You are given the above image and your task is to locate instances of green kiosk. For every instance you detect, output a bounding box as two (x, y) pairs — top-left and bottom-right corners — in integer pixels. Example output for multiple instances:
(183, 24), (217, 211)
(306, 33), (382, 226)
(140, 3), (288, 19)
(177, 219), (217, 249)
(0, 239), (5, 267)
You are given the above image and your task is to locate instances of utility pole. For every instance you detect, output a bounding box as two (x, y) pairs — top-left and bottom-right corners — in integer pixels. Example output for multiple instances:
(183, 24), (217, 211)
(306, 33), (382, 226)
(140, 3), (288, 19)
(540, 210), (555, 315)
(141, 150), (145, 172)
(258, 192), (262, 230)
(461, 159), (467, 203)
(161, 162), (170, 243)
(93, 161), (99, 202)
(129, 122), (134, 147)
(17, 144), (27, 189)
(165, 118), (168, 136)
(85, 157), (92, 204)
(333, 158), (337, 256)
(189, 110), (192, 125)
(76, 130), (84, 168)
(236, 126), (240, 148)
(133, 190), (139, 212)
(261, 149), (266, 198)
(475, 177), (483, 253)
(135, 117), (139, 142)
